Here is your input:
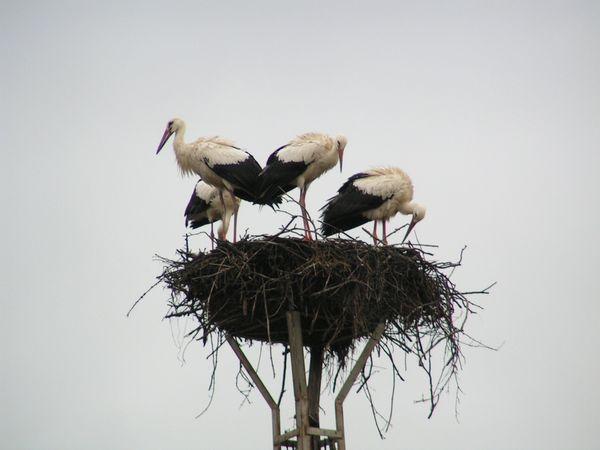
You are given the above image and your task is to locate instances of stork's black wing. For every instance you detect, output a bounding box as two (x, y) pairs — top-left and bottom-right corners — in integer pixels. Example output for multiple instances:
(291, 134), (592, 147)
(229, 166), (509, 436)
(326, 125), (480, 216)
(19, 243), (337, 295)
(206, 152), (262, 202)
(321, 173), (388, 236)
(256, 146), (308, 206)
(184, 188), (211, 228)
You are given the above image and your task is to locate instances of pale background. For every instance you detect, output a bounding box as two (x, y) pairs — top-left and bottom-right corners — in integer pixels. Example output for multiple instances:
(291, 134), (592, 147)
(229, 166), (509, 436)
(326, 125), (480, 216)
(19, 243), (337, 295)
(2, 1), (599, 449)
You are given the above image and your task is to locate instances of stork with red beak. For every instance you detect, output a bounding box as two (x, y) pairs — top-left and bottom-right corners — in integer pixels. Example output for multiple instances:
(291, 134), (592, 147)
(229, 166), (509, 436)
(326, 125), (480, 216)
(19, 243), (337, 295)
(156, 118), (262, 241)
(257, 132), (347, 240)
(321, 167), (426, 245)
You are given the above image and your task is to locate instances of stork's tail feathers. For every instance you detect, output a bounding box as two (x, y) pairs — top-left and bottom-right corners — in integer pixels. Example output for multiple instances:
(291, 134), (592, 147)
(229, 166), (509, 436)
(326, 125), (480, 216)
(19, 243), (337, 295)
(232, 187), (259, 203)
(253, 176), (293, 207)
(188, 218), (211, 229)
(253, 186), (285, 207)
(320, 215), (369, 236)
(320, 208), (347, 236)
(320, 200), (343, 236)
(321, 222), (338, 237)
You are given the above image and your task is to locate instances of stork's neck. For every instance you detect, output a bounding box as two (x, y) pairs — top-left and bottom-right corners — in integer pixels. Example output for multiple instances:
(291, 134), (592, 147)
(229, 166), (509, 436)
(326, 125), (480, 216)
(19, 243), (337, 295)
(172, 122), (196, 176)
(173, 122), (187, 152)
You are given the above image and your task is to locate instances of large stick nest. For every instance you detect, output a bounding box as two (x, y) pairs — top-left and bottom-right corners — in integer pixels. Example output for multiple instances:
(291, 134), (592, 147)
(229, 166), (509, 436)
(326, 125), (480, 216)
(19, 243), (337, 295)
(161, 236), (471, 364)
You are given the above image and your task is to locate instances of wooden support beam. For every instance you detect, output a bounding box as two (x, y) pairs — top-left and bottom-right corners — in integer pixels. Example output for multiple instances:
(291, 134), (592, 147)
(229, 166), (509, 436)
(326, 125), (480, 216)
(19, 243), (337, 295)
(334, 323), (386, 450)
(274, 428), (299, 445)
(308, 345), (324, 450)
(226, 335), (282, 450)
(286, 312), (311, 450)
(306, 427), (342, 439)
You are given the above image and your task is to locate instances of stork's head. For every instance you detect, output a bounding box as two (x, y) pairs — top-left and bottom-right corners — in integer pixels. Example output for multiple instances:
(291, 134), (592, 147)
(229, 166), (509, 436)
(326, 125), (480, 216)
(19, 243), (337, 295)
(156, 118), (184, 154)
(335, 135), (347, 172)
(402, 203), (426, 243)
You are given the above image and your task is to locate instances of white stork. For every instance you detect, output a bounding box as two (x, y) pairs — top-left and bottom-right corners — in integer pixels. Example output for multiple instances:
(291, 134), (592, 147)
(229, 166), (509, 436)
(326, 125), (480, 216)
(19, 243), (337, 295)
(257, 132), (347, 240)
(320, 167), (426, 245)
(156, 118), (262, 240)
(184, 180), (241, 244)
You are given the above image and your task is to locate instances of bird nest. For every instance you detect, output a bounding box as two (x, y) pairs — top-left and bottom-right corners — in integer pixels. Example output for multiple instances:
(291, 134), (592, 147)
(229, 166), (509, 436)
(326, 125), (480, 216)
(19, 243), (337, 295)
(132, 229), (492, 420)
(157, 236), (476, 364)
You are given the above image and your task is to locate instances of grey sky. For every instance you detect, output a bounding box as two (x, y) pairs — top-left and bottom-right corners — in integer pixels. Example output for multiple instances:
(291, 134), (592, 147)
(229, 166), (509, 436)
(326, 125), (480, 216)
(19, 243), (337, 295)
(2, 1), (599, 449)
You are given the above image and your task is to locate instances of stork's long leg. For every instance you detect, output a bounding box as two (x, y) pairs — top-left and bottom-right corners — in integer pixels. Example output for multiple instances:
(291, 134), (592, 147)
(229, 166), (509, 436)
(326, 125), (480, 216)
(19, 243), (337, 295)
(218, 189), (227, 241)
(382, 220), (388, 245)
(233, 209), (238, 244)
(372, 221), (378, 245)
(220, 210), (232, 242)
(210, 223), (215, 250)
(299, 187), (312, 241)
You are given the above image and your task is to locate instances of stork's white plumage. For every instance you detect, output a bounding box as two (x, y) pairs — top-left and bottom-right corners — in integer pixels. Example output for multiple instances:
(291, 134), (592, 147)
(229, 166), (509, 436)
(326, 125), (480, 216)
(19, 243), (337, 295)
(156, 118), (261, 241)
(321, 167), (426, 244)
(156, 118), (262, 200)
(185, 180), (241, 243)
(258, 132), (347, 240)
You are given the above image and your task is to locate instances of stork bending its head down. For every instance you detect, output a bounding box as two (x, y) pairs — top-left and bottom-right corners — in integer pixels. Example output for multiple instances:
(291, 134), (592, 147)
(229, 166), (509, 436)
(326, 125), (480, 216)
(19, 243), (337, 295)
(320, 167), (426, 245)
(257, 132), (347, 240)
(185, 180), (241, 244)
(156, 118), (262, 241)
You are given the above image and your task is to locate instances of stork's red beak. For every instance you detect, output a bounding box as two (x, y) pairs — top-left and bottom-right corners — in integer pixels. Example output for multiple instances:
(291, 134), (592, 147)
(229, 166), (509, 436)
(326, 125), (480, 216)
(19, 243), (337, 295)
(338, 148), (344, 172)
(156, 125), (173, 154)
(401, 217), (418, 243)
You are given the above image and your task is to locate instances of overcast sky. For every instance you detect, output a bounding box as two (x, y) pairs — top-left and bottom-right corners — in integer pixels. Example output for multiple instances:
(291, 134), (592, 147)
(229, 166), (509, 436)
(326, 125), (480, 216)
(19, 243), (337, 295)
(2, 1), (599, 449)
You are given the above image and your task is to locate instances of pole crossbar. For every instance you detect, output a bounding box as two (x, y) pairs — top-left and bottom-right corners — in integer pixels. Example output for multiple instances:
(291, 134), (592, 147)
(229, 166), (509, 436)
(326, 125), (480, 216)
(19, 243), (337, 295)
(274, 428), (299, 445)
(306, 427), (342, 439)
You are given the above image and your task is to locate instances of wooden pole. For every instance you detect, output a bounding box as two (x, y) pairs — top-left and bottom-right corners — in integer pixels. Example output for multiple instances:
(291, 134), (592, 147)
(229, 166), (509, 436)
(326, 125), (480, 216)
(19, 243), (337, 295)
(226, 335), (282, 450)
(286, 311), (311, 450)
(334, 323), (386, 450)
